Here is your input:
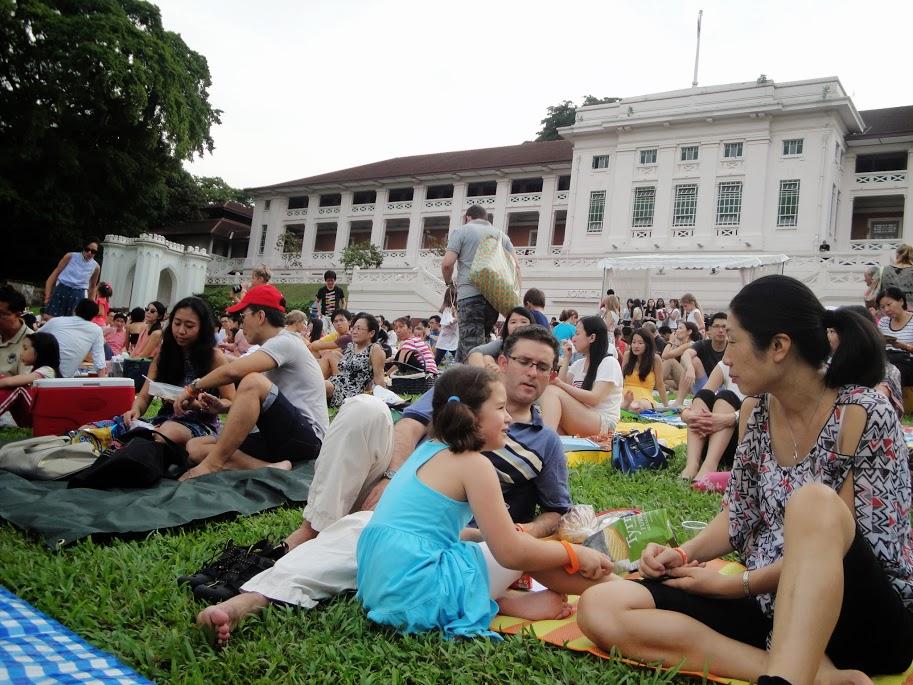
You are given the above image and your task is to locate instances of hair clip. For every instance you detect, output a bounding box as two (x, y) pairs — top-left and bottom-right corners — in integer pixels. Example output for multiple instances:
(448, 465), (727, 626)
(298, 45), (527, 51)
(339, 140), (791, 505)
(447, 395), (460, 403)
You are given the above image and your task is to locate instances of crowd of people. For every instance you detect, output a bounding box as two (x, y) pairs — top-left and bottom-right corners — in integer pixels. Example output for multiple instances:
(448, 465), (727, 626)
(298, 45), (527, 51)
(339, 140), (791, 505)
(2, 223), (913, 684)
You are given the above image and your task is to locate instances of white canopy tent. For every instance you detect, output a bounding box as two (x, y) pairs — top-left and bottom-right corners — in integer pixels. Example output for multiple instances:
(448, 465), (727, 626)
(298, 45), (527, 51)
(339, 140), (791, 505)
(598, 254), (790, 307)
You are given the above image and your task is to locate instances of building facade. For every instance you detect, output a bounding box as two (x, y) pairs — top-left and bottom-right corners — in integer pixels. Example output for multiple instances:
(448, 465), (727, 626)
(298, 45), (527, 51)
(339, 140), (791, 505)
(230, 77), (912, 316)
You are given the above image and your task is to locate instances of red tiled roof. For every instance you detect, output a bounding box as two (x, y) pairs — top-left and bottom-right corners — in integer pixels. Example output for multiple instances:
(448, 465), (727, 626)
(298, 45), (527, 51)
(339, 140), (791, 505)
(851, 106), (913, 140)
(251, 140), (573, 192)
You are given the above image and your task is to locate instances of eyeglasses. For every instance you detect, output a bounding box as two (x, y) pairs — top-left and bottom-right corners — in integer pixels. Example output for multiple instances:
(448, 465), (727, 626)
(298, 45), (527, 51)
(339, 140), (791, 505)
(507, 355), (554, 374)
(146, 307), (159, 313)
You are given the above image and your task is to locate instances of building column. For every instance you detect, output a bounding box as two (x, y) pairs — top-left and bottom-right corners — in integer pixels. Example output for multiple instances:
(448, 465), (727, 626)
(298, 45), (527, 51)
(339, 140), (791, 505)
(405, 186), (426, 264)
(302, 193), (321, 261)
(534, 176), (557, 256)
(904, 149), (913, 244)
(492, 178), (510, 230)
(450, 182), (467, 230)
(333, 191), (354, 256)
(370, 188), (387, 246)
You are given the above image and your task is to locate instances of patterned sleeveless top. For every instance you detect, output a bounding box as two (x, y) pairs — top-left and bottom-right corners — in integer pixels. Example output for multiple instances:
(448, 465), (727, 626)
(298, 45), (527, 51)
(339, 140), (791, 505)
(723, 385), (913, 619)
(329, 343), (376, 408)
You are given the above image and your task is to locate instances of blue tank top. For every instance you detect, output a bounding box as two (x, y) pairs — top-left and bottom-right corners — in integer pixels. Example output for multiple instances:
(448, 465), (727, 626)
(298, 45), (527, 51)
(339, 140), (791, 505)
(58, 252), (98, 289)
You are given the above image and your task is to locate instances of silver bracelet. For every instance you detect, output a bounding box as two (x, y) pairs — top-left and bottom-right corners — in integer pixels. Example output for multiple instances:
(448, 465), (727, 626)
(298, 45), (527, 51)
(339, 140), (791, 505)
(742, 570), (751, 597)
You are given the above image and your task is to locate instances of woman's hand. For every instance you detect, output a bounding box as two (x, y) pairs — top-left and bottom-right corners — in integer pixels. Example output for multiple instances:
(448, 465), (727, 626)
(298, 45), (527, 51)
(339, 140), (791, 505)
(639, 543), (688, 579)
(561, 340), (574, 359)
(122, 408), (141, 427)
(662, 566), (740, 599)
(573, 545), (614, 579)
(198, 392), (228, 415)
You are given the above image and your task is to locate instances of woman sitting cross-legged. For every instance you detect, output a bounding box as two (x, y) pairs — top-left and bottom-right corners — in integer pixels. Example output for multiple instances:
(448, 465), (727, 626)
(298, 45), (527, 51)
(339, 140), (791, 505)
(540, 315), (623, 435)
(679, 361), (755, 481)
(876, 286), (913, 387)
(0, 332), (61, 427)
(577, 275), (913, 685)
(620, 328), (668, 412)
(325, 312), (386, 408)
(466, 306), (533, 372)
(123, 297), (236, 446)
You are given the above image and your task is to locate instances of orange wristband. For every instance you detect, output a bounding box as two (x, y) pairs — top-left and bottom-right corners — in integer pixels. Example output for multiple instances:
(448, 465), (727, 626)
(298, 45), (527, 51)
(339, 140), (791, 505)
(560, 540), (580, 574)
(672, 547), (688, 566)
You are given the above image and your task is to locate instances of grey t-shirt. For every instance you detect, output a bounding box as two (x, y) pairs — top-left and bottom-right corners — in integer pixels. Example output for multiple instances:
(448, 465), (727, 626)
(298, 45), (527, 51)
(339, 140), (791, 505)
(259, 330), (330, 440)
(469, 339), (503, 359)
(446, 219), (514, 301)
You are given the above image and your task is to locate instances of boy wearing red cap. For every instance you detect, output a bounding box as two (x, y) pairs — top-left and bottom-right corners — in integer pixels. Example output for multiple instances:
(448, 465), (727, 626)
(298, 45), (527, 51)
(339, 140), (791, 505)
(178, 285), (329, 480)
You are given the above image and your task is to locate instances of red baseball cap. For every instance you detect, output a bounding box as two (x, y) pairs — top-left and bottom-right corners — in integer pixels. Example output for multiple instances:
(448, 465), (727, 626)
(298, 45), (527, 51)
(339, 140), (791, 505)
(226, 284), (286, 314)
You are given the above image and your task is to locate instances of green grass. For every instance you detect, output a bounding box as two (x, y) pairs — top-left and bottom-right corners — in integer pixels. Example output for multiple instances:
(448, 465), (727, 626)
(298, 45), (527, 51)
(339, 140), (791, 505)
(203, 283), (347, 310)
(0, 424), (720, 684)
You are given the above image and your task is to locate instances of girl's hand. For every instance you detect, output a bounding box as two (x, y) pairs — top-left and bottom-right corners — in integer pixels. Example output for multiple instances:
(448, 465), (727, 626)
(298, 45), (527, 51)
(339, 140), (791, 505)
(198, 392), (227, 415)
(562, 340), (574, 357)
(639, 543), (688, 579)
(662, 566), (735, 598)
(573, 545), (614, 579)
(122, 408), (140, 427)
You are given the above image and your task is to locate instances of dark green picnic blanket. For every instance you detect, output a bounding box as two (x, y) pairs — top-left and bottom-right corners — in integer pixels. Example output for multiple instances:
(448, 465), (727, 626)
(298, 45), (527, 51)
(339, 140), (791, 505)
(0, 463), (313, 548)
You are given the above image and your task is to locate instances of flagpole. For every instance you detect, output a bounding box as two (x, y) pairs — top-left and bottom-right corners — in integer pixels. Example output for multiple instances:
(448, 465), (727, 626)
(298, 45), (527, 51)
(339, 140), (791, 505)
(692, 9), (703, 88)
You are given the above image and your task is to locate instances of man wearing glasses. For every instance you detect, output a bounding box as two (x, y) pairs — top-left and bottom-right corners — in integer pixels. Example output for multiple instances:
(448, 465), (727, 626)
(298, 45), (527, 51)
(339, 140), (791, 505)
(283, 324), (571, 549)
(673, 311), (730, 405)
(44, 240), (101, 318)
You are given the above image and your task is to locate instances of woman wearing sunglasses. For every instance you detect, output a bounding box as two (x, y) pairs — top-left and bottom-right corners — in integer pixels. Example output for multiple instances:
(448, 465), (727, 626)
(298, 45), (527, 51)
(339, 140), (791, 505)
(44, 239), (101, 318)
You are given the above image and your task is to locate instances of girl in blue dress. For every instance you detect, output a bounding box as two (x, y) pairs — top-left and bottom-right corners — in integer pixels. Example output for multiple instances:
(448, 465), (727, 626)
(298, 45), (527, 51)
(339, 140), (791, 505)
(355, 365), (615, 639)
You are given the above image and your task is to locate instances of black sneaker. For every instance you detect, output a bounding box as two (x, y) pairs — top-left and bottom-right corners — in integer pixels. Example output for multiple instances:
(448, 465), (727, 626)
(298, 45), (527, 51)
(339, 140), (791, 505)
(191, 553), (277, 603)
(178, 540), (247, 588)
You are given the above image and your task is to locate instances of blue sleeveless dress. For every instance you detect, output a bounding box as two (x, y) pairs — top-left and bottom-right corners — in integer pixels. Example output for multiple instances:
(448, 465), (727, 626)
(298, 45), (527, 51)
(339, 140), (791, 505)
(355, 440), (498, 638)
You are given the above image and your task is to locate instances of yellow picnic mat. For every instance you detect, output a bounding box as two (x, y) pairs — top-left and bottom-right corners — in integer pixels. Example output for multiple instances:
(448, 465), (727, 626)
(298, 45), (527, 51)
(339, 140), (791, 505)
(490, 559), (913, 684)
(563, 422), (688, 467)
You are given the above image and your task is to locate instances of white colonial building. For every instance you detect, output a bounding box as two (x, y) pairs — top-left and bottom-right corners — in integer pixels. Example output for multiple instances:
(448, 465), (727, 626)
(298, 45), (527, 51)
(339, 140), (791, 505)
(225, 77), (912, 316)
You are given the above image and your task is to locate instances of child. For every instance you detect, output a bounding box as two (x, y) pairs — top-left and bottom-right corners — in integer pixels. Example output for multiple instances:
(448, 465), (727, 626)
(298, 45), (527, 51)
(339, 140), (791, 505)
(316, 270), (346, 319)
(91, 282), (113, 326)
(103, 312), (128, 356)
(0, 332), (61, 426)
(355, 365), (614, 638)
(614, 327), (627, 359)
(392, 319), (438, 374)
(621, 329), (668, 412)
(546, 315), (623, 436)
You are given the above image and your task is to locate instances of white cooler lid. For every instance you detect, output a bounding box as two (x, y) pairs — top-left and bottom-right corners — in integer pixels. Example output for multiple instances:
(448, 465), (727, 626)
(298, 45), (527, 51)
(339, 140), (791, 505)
(34, 377), (136, 388)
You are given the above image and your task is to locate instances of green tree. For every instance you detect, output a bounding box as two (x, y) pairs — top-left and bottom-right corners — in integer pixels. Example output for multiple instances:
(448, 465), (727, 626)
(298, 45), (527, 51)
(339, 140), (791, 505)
(535, 95), (621, 141)
(194, 176), (253, 207)
(340, 241), (384, 273)
(0, 0), (221, 280)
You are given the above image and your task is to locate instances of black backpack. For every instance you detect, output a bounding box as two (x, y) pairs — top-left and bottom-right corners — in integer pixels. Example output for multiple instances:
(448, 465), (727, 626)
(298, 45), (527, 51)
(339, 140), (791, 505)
(68, 428), (189, 490)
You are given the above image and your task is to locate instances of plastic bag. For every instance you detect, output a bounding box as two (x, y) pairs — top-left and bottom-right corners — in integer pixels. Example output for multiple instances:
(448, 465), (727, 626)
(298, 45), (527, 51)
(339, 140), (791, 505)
(558, 504), (598, 543)
(583, 508), (678, 573)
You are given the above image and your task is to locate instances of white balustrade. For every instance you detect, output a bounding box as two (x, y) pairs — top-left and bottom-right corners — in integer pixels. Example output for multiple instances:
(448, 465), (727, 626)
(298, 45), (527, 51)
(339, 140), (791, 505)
(351, 204), (375, 214)
(464, 195), (495, 207)
(849, 240), (899, 252)
(716, 228), (739, 237)
(631, 229), (652, 239)
(424, 198), (453, 209)
(311, 251), (335, 263)
(550, 246), (564, 256)
(508, 193), (542, 204)
(514, 247), (536, 256)
(386, 201), (413, 211)
(286, 208), (308, 217)
(672, 228), (694, 238)
(317, 206), (340, 216)
(554, 190), (569, 203)
(854, 171), (907, 185)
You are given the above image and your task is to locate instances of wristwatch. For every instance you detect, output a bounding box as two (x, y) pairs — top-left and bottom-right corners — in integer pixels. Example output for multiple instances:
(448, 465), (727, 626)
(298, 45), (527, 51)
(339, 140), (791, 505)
(383, 468), (397, 480)
(189, 378), (202, 395)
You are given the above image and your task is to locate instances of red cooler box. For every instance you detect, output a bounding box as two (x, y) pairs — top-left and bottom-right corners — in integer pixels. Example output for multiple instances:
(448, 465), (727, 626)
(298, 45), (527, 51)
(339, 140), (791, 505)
(31, 377), (136, 437)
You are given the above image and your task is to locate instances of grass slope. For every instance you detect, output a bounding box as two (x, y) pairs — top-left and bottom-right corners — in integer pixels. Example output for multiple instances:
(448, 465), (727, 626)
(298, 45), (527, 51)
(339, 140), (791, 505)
(0, 442), (717, 684)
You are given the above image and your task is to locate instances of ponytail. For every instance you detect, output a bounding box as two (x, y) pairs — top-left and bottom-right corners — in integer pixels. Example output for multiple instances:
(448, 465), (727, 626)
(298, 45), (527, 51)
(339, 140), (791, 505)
(823, 308), (885, 389)
(431, 366), (498, 453)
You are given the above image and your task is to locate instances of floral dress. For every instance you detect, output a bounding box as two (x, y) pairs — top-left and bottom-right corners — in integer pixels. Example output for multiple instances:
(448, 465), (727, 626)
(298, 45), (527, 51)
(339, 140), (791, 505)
(328, 343), (377, 408)
(723, 385), (913, 620)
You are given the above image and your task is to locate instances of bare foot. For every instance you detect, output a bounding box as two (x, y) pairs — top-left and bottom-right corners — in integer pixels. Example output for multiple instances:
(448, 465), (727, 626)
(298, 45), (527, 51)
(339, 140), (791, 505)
(195, 592), (269, 648)
(265, 460), (292, 471)
(814, 668), (873, 685)
(497, 590), (575, 621)
(621, 390), (634, 410)
(679, 467), (697, 481)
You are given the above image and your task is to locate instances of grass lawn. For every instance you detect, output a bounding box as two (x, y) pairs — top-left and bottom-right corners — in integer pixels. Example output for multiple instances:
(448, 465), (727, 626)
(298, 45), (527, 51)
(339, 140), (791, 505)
(0, 430), (720, 684)
(203, 283), (347, 309)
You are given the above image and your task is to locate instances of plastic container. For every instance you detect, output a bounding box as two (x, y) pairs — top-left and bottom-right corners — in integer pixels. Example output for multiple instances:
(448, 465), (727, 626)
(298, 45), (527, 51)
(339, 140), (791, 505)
(31, 377), (135, 437)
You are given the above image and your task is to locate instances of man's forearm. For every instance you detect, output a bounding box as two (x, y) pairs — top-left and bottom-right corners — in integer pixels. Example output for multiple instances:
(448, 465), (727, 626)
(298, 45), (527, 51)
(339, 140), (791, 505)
(441, 263), (454, 285)
(523, 511), (560, 538)
(389, 419), (426, 471)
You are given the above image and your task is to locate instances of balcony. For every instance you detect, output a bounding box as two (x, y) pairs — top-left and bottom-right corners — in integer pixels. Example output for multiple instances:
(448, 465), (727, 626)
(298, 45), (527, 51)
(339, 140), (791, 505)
(286, 208), (308, 218)
(351, 203), (375, 214)
(317, 206), (340, 217)
(508, 192), (542, 205)
(465, 195), (495, 207)
(554, 190), (569, 204)
(424, 198), (453, 209)
(386, 201), (413, 212)
(311, 251), (335, 263)
(854, 171), (908, 189)
(849, 239), (900, 252)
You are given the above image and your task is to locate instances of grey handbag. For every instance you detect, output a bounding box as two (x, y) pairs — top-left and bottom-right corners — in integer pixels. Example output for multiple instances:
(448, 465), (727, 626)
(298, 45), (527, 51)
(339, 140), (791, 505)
(0, 436), (98, 480)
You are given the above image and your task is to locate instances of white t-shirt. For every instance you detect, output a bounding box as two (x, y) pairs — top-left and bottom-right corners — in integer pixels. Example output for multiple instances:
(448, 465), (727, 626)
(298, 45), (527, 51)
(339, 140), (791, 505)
(258, 330), (330, 440)
(715, 362), (745, 401)
(567, 355), (624, 426)
(878, 315), (913, 353)
(40, 316), (106, 377)
(686, 309), (703, 328)
(435, 309), (459, 352)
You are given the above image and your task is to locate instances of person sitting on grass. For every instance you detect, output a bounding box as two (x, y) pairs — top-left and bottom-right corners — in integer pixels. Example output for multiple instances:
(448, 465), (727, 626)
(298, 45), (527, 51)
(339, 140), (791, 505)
(354, 365), (614, 638)
(672, 312), (729, 406)
(195, 327), (577, 645)
(132, 301), (167, 358)
(679, 361), (755, 482)
(577, 275), (913, 685)
(540, 315), (622, 435)
(467, 306), (532, 372)
(123, 297), (236, 446)
(325, 312), (386, 408)
(620, 328), (667, 412)
(392, 318), (437, 374)
(309, 309), (352, 371)
(103, 312), (128, 357)
(0, 332), (61, 427)
(177, 285), (328, 480)
(40, 298), (107, 378)
(661, 321), (702, 394)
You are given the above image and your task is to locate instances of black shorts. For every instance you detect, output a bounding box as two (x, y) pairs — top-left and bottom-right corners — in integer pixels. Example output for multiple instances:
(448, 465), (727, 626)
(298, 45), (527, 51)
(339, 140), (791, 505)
(693, 388), (743, 469)
(641, 530), (913, 675)
(238, 385), (321, 463)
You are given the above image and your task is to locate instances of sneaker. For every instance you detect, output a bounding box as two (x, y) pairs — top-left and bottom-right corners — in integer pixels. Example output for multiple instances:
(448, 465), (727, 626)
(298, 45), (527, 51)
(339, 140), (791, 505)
(191, 553), (277, 603)
(178, 540), (247, 588)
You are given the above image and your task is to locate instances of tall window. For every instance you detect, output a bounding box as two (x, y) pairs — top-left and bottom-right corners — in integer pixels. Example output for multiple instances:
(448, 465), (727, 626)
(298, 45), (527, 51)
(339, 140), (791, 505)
(777, 180), (800, 227)
(783, 139), (804, 156)
(639, 149), (658, 165)
(592, 154), (610, 169)
(680, 145), (699, 161)
(264, 199), (271, 211)
(673, 184), (698, 226)
(587, 191), (606, 233)
(716, 181), (743, 225)
(258, 224), (268, 255)
(723, 142), (743, 158)
(631, 187), (656, 227)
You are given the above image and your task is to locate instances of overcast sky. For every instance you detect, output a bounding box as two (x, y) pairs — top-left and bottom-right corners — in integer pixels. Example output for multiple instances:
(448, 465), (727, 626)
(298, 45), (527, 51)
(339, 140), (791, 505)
(154, 0), (913, 190)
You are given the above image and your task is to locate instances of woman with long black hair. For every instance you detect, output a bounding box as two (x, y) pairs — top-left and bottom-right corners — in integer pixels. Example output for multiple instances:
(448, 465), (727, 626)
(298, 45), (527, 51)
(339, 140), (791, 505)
(123, 297), (236, 446)
(578, 275), (913, 685)
(133, 301), (167, 358)
(541, 315), (622, 435)
(620, 328), (667, 411)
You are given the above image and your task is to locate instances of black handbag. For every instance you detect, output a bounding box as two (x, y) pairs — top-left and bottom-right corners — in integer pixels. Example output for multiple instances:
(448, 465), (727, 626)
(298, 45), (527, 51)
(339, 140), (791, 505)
(611, 428), (673, 474)
(68, 428), (188, 489)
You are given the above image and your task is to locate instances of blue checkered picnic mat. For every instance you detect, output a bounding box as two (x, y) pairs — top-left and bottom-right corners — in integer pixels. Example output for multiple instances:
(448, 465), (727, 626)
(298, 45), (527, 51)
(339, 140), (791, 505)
(0, 586), (150, 684)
